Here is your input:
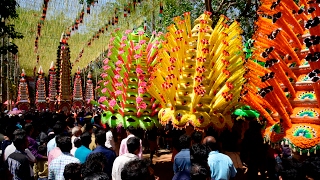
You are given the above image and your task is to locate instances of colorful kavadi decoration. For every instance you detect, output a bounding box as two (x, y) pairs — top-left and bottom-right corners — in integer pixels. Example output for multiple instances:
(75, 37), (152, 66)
(242, 0), (320, 155)
(147, 12), (246, 130)
(96, 27), (163, 130)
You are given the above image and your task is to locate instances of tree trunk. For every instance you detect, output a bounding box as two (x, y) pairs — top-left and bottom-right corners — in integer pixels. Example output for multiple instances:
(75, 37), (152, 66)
(0, 37), (3, 105)
(205, 0), (213, 13)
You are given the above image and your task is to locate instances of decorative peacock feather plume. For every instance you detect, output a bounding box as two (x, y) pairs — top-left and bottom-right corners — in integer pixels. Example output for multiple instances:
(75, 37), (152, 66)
(243, 0), (320, 155)
(147, 12), (246, 130)
(96, 27), (163, 130)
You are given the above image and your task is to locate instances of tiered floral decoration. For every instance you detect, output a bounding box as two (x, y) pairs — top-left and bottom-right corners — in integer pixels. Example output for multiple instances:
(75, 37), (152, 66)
(35, 66), (47, 111)
(48, 61), (57, 112)
(85, 72), (94, 107)
(147, 12), (246, 131)
(72, 67), (83, 108)
(57, 34), (72, 113)
(242, 0), (320, 155)
(96, 28), (162, 130)
(17, 69), (30, 111)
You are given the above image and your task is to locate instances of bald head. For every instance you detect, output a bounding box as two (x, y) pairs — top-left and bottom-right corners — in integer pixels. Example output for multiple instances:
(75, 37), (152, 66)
(203, 136), (218, 151)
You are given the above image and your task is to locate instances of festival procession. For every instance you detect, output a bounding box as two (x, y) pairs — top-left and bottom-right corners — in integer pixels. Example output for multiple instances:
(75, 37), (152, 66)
(1, 0), (320, 179)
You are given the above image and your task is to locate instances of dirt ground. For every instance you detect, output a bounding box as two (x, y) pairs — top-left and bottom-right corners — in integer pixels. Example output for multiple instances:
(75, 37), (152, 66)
(143, 150), (174, 180)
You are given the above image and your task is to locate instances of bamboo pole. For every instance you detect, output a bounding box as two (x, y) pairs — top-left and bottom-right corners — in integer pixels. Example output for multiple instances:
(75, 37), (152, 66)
(7, 37), (11, 111)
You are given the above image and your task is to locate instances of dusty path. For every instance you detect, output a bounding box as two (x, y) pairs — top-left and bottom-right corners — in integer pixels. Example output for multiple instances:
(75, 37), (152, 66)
(143, 150), (174, 180)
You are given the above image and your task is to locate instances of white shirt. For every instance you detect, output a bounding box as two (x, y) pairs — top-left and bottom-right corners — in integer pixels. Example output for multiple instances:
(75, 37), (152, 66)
(105, 130), (115, 149)
(119, 134), (143, 159)
(70, 147), (77, 156)
(71, 136), (77, 148)
(112, 153), (138, 180)
(4, 143), (36, 176)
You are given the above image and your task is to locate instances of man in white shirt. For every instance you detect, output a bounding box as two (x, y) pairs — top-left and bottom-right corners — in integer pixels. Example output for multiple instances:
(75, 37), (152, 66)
(71, 126), (81, 148)
(119, 126), (142, 158)
(112, 136), (140, 180)
(105, 126), (115, 150)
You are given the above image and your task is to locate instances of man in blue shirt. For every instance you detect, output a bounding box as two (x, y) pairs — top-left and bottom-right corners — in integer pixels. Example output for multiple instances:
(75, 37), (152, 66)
(75, 132), (92, 163)
(173, 134), (191, 174)
(204, 136), (237, 180)
(90, 130), (116, 178)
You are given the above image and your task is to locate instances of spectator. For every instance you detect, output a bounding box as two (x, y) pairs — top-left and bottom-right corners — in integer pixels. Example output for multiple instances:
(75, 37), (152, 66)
(119, 126), (143, 158)
(35, 145), (48, 180)
(90, 130), (116, 177)
(190, 144), (209, 165)
(83, 172), (109, 180)
(105, 124), (115, 150)
(173, 134), (191, 174)
(191, 131), (203, 145)
(1, 124), (17, 160)
(112, 137), (140, 180)
(47, 135), (62, 167)
(204, 136), (237, 180)
(75, 132), (92, 163)
(301, 156), (320, 180)
(82, 153), (107, 178)
(70, 137), (81, 156)
(172, 141), (209, 180)
(121, 159), (154, 180)
(71, 126), (81, 148)
(146, 126), (158, 161)
(6, 133), (33, 180)
(63, 163), (81, 180)
(48, 136), (80, 180)
(240, 121), (266, 179)
(4, 129), (36, 177)
(190, 163), (210, 180)
(25, 123), (47, 161)
(47, 123), (63, 155)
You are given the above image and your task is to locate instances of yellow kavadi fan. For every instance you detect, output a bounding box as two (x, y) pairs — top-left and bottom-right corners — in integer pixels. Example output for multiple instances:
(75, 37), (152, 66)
(147, 12), (246, 130)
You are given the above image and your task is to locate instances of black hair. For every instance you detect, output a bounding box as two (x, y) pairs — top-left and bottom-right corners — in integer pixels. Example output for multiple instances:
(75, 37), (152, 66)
(190, 163), (209, 180)
(278, 157), (304, 180)
(56, 135), (72, 152)
(13, 134), (28, 150)
(127, 137), (140, 154)
(190, 144), (209, 164)
(94, 115), (101, 125)
(179, 134), (191, 149)
(121, 159), (150, 180)
(83, 172), (109, 180)
(82, 153), (107, 178)
(5, 124), (18, 140)
(191, 131), (203, 144)
(38, 144), (47, 156)
(24, 123), (33, 135)
(53, 123), (63, 135)
(95, 130), (106, 146)
(85, 124), (93, 132)
(302, 156), (320, 180)
(63, 163), (82, 180)
(74, 138), (82, 148)
(126, 126), (136, 135)
(81, 132), (92, 147)
(13, 129), (26, 136)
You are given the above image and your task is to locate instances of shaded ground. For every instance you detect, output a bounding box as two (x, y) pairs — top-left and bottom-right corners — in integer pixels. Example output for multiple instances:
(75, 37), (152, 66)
(143, 150), (174, 180)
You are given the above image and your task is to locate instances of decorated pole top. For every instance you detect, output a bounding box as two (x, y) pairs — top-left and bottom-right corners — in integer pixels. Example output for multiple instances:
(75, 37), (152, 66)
(95, 27), (163, 130)
(147, 11), (246, 130)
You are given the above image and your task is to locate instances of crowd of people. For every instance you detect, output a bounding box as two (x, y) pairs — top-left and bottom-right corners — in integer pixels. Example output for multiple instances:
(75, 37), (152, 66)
(0, 110), (319, 180)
